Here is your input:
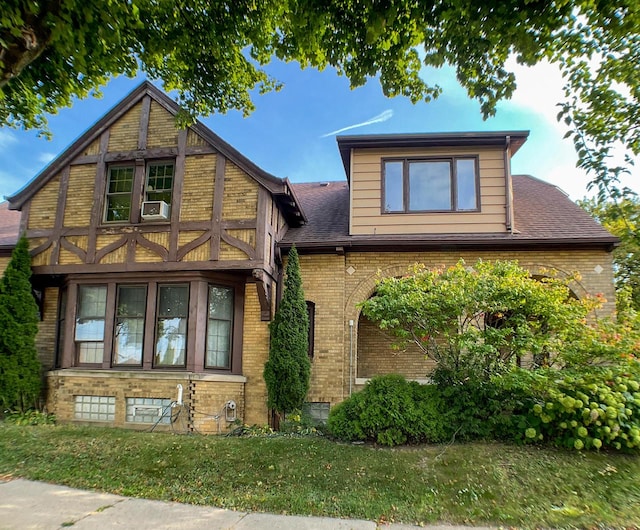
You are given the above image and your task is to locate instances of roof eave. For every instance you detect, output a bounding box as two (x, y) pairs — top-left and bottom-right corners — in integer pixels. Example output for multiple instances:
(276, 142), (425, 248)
(279, 235), (618, 253)
(336, 131), (529, 182)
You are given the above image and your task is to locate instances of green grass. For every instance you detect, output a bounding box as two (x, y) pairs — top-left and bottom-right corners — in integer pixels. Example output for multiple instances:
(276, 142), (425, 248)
(1, 424), (639, 528)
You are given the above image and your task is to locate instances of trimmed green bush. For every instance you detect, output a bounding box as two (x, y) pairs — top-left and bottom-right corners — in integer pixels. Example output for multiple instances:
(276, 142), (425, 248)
(327, 374), (451, 446)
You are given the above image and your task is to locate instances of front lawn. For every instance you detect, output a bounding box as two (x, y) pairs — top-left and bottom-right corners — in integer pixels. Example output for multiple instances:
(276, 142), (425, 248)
(1, 424), (639, 528)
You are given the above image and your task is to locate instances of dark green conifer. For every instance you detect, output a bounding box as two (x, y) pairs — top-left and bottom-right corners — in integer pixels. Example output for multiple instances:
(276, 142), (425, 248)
(0, 236), (41, 412)
(264, 245), (310, 418)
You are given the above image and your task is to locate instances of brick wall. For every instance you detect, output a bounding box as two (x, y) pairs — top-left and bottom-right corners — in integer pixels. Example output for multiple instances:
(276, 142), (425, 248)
(297, 254), (346, 405)
(0, 256), (9, 276)
(297, 247), (616, 403)
(37, 287), (59, 372)
(240, 285), (271, 425)
(46, 371), (246, 434)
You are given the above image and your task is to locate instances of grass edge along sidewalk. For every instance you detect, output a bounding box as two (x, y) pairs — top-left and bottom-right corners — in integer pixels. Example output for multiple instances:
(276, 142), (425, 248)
(0, 424), (639, 529)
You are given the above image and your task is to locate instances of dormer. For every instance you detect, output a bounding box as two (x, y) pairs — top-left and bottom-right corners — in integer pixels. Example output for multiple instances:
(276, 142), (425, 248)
(337, 132), (528, 236)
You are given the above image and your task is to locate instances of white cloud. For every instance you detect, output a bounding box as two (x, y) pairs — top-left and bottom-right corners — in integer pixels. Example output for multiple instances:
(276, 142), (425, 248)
(0, 130), (18, 149)
(37, 152), (56, 165)
(503, 59), (566, 130)
(321, 109), (393, 137)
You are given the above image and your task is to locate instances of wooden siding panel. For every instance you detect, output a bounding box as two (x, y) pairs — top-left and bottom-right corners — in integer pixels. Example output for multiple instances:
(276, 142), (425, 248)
(28, 175), (60, 229)
(350, 146), (507, 235)
(63, 165), (96, 227)
(222, 162), (258, 221)
(180, 155), (216, 222)
(146, 101), (178, 148)
(108, 102), (142, 151)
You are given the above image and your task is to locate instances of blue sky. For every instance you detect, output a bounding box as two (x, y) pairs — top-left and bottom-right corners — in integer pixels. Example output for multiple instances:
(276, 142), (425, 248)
(1, 59), (637, 201)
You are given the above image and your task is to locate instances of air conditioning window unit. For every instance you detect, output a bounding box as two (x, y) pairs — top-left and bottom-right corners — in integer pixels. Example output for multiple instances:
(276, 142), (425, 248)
(141, 200), (170, 221)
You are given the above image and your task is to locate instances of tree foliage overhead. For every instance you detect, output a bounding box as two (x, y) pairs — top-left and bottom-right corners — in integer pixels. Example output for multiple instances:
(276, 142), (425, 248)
(0, 235), (41, 413)
(263, 246), (310, 417)
(1, 1), (638, 194)
(579, 196), (640, 310)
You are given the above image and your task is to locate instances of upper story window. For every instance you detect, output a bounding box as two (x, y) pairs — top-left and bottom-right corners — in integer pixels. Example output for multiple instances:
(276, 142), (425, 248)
(103, 161), (175, 223)
(105, 166), (134, 222)
(382, 157), (479, 213)
(145, 162), (174, 205)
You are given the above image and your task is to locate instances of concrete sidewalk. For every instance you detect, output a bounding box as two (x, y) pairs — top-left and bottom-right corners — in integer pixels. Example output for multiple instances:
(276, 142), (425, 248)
(0, 478), (492, 530)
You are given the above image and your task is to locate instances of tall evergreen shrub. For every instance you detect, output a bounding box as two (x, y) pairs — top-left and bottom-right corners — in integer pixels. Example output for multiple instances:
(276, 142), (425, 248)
(0, 236), (41, 413)
(264, 245), (310, 419)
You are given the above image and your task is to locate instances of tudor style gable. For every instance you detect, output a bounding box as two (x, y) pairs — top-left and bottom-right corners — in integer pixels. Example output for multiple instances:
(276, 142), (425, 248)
(8, 82), (305, 320)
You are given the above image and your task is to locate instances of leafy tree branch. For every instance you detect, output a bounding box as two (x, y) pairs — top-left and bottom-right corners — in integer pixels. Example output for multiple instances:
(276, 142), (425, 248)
(1, 1), (638, 196)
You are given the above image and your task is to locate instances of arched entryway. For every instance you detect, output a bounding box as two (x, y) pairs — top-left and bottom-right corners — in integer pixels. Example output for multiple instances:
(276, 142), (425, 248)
(356, 308), (436, 380)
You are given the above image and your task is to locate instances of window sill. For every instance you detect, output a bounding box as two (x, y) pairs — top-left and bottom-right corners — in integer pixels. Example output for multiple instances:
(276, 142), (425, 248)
(47, 368), (247, 383)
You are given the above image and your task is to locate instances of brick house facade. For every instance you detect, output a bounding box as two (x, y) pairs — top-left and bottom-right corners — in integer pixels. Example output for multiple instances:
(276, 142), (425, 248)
(1, 82), (617, 431)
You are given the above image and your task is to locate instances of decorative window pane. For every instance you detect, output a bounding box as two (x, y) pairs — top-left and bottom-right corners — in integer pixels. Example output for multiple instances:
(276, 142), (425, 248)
(409, 161), (451, 211)
(75, 285), (107, 364)
(105, 166), (134, 222)
(456, 158), (478, 210)
(302, 402), (330, 425)
(383, 161), (404, 212)
(74, 395), (115, 422)
(114, 285), (146, 366)
(206, 285), (233, 369)
(146, 163), (174, 205)
(126, 397), (172, 424)
(155, 285), (189, 367)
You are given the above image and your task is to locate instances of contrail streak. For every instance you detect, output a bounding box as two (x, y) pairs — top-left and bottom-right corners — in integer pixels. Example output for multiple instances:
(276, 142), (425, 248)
(321, 109), (393, 137)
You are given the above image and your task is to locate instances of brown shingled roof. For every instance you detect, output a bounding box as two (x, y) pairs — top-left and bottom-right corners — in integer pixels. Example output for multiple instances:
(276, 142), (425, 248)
(0, 176), (617, 254)
(0, 201), (21, 250)
(281, 175), (617, 251)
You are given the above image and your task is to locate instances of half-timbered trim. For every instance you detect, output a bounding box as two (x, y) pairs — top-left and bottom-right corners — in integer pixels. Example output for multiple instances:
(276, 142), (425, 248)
(137, 95), (151, 150)
(211, 154), (226, 260)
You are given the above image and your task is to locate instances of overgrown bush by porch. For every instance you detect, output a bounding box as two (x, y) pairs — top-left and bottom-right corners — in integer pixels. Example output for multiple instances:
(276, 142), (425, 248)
(330, 260), (640, 450)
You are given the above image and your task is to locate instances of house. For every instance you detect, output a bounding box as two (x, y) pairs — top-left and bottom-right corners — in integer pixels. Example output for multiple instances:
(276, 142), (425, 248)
(1, 82), (617, 431)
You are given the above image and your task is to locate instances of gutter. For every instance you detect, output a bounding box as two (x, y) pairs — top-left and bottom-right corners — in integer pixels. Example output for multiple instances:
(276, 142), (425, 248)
(277, 236), (619, 253)
(504, 136), (514, 234)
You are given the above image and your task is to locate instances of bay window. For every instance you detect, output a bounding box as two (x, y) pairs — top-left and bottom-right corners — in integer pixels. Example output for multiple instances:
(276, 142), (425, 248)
(206, 285), (234, 369)
(113, 285), (146, 366)
(68, 279), (241, 372)
(75, 285), (107, 364)
(154, 284), (189, 367)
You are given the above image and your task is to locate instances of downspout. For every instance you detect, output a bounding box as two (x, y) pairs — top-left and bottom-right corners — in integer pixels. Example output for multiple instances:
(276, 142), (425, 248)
(504, 136), (514, 234)
(348, 319), (354, 396)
